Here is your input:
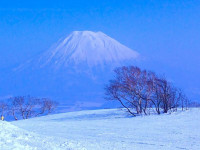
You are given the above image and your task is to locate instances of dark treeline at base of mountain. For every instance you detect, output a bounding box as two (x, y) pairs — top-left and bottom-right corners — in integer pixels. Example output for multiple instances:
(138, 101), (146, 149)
(0, 96), (58, 121)
(105, 66), (192, 116)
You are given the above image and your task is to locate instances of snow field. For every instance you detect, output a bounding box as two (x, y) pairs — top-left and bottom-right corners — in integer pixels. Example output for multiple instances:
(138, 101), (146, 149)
(11, 108), (200, 150)
(0, 121), (85, 150)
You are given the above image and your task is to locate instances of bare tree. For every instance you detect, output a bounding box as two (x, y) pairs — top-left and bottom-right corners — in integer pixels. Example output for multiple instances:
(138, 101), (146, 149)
(105, 66), (189, 116)
(105, 66), (153, 116)
(155, 78), (171, 113)
(147, 75), (163, 114)
(1, 96), (58, 121)
(10, 96), (39, 119)
(177, 90), (189, 111)
(36, 98), (57, 116)
(10, 106), (18, 120)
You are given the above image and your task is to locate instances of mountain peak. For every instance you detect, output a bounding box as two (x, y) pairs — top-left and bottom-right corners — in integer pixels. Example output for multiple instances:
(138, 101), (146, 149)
(71, 30), (102, 34)
(71, 30), (105, 36)
(19, 31), (140, 70)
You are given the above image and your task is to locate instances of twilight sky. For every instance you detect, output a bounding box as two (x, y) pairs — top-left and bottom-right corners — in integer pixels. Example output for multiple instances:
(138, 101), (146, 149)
(0, 0), (200, 100)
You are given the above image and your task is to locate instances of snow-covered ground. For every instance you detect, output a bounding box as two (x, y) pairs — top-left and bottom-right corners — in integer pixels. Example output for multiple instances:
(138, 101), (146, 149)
(0, 120), (85, 150)
(1, 108), (200, 150)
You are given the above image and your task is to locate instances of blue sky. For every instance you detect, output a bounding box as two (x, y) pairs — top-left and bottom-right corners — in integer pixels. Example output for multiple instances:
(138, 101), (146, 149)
(0, 0), (200, 100)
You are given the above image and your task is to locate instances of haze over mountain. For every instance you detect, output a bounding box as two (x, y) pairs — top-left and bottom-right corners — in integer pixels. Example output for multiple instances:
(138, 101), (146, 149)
(1, 31), (139, 110)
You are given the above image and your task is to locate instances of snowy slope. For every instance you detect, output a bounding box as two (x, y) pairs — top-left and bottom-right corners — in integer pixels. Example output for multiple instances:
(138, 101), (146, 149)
(12, 108), (200, 150)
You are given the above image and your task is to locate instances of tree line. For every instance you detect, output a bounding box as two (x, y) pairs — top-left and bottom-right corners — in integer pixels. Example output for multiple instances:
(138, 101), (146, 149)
(105, 66), (190, 116)
(0, 96), (57, 120)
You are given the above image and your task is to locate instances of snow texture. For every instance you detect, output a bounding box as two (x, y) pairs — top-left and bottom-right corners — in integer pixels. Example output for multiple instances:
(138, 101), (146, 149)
(7, 108), (200, 150)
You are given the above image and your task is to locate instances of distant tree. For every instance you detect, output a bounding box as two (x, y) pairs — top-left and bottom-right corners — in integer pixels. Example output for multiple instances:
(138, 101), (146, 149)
(10, 104), (18, 120)
(0, 96), (58, 121)
(36, 98), (58, 116)
(9, 96), (58, 120)
(188, 101), (200, 108)
(10, 96), (37, 119)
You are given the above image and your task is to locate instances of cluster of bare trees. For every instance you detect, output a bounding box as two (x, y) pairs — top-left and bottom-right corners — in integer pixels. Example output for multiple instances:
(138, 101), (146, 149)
(105, 66), (189, 116)
(0, 96), (57, 120)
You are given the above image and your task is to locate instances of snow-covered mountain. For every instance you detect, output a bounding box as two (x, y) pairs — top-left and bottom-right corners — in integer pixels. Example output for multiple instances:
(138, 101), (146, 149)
(3, 31), (140, 109)
(17, 31), (139, 71)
